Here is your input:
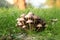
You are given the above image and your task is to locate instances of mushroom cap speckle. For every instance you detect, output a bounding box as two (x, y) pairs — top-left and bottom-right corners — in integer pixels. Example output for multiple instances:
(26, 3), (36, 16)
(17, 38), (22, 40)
(21, 14), (26, 17)
(37, 24), (42, 27)
(26, 20), (33, 23)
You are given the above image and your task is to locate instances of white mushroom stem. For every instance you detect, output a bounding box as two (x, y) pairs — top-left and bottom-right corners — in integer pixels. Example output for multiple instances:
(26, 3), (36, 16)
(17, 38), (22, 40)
(29, 23), (32, 30)
(29, 23), (34, 30)
(26, 20), (33, 30)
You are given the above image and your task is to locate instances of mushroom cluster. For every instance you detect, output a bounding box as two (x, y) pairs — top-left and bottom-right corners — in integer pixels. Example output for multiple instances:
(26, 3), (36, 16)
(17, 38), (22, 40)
(16, 12), (46, 31)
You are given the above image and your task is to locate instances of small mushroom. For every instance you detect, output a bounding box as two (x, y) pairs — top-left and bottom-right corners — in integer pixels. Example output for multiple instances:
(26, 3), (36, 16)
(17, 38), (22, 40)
(22, 25), (26, 29)
(17, 22), (23, 27)
(26, 20), (33, 23)
(26, 19), (33, 30)
(37, 24), (42, 27)
(19, 18), (25, 25)
(25, 12), (34, 20)
(19, 18), (25, 21)
(17, 17), (25, 22)
(33, 15), (40, 24)
(22, 25), (27, 31)
(25, 14), (33, 20)
(20, 14), (26, 18)
(33, 15), (40, 20)
(36, 24), (42, 31)
(28, 12), (34, 16)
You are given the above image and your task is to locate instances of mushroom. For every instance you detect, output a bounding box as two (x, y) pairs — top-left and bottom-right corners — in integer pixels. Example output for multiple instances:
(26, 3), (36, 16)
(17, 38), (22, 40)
(22, 25), (26, 29)
(25, 14), (33, 20)
(26, 19), (33, 30)
(17, 17), (25, 28)
(20, 14), (26, 18)
(17, 22), (23, 27)
(16, 12), (46, 31)
(25, 12), (34, 20)
(33, 15), (40, 24)
(19, 17), (25, 25)
(33, 15), (40, 20)
(28, 12), (34, 16)
(36, 24), (42, 31)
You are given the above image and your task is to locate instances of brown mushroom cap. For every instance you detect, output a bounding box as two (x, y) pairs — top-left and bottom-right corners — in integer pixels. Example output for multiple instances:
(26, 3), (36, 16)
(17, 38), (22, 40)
(26, 20), (33, 23)
(25, 14), (33, 19)
(18, 23), (23, 26)
(25, 12), (34, 19)
(19, 18), (25, 21)
(37, 24), (42, 27)
(28, 12), (34, 16)
(33, 15), (40, 19)
(20, 14), (26, 18)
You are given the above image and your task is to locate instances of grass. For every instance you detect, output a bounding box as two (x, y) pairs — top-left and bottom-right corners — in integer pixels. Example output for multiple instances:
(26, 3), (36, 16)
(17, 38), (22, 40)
(0, 7), (60, 40)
